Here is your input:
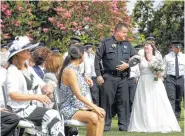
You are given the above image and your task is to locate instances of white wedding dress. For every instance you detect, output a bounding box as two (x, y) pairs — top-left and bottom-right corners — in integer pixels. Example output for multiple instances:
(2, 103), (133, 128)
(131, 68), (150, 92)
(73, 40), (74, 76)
(128, 56), (181, 133)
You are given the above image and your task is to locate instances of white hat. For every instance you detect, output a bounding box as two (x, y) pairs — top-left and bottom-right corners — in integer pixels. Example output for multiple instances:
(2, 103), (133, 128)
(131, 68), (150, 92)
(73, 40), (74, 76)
(8, 36), (39, 60)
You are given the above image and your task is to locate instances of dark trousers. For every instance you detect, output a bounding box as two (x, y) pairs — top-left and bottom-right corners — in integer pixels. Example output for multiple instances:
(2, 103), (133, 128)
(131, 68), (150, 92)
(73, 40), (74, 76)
(101, 74), (130, 131)
(128, 77), (137, 113)
(1, 111), (20, 136)
(111, 77), (137, 118)
(90, 77), (101, 106)
(165, 75), (184, 119)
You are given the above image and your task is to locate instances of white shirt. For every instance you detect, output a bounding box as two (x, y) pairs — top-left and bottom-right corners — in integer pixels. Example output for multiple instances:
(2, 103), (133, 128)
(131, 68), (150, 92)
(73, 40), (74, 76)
(84, 52), (96, 78)
(164, 52), (185, 77)
(129, 64), (140, 78)
(6, 64), (45, 109)
(0, 66), (7, 107)
(38, 65), (45, 74)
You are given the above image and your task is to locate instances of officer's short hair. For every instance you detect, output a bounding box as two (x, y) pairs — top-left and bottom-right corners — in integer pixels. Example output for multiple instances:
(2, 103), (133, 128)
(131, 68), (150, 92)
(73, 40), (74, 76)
(114, 23), (129, 32)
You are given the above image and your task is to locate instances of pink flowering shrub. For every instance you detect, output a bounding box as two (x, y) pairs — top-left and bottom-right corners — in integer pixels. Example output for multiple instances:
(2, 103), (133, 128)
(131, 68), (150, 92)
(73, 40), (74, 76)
(1, 1), (132, 51)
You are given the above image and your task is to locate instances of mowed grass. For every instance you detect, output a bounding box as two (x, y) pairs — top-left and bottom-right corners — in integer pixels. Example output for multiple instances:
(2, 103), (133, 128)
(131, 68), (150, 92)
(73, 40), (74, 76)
(78, 104), (184, 136)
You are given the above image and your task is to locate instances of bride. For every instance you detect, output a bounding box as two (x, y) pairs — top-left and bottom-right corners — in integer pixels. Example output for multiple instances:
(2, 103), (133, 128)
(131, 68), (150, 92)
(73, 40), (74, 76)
(128, 41), (181, 133)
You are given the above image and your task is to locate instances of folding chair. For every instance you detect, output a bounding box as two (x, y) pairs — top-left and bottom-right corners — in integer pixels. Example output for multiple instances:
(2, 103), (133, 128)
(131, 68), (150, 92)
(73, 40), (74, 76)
(1, 85), (45, 136)
(52, 87), (87, 135)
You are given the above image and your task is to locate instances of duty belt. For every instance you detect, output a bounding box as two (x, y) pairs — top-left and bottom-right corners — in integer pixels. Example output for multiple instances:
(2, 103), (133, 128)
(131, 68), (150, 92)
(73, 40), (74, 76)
(103, 70), (128, 77)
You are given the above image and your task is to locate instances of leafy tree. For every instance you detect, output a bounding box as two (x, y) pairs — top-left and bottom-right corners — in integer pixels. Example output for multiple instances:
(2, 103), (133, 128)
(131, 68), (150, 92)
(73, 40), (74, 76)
(132, 0), (184, 55)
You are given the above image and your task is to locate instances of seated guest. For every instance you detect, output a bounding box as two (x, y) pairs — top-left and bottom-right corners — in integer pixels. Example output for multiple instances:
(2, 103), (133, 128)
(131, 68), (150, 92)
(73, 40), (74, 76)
(44, 52), (78, 136)
(6, 36), (65, 136)
(32, 47), (52, 79)
(1, 108), (20, 136)
(28, 54), (35, 67)
(0, 45), (20, 136)
(43, 52), (63, 106)
(44, 52), (63, 86)
(58, 44), (105, 136)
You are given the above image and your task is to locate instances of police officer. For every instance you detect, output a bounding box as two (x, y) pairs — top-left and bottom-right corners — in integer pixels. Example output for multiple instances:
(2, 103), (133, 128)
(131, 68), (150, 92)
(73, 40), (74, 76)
(84, 43), (101, 106)
(63, 36), (81, 59)
(164, 41), (185, 120)
(94, 23), (139, 131)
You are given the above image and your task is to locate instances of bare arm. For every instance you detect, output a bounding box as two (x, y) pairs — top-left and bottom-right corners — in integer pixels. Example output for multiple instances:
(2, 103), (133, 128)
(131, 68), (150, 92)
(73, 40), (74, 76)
(65, 69), (96, 109)
(9, 92), (51, 105)
(63, 68), (105, 117)
(9, 92), (39, 102)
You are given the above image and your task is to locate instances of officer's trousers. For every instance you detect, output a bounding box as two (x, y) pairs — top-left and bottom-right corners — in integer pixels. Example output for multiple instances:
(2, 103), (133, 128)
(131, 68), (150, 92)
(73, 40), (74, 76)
(1, 111), (20, 136)
(165, 75), (184, 119)
(90, 76), (101, 106)
(100, 74), (130, 131)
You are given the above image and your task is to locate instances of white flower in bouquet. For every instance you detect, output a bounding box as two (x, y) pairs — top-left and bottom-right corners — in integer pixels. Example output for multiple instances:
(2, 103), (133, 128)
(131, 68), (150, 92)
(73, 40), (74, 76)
(148, 58), (164, 81)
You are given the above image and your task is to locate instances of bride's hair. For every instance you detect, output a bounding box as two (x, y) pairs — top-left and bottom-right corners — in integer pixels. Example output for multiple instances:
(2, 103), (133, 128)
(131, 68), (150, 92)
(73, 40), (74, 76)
(144, 41), (156, 61)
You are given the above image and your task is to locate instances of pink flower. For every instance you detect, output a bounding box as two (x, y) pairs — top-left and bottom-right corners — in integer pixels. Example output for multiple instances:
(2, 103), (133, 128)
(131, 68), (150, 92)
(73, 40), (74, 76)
(57, 22), (63, 28)
(71, 22), (78, 27)
(1, 3), (9, 12)
(48, 17), (54, 23)
(0, 19), (3, 23)
(54, 7), (66, 12)
(83, 17), (90, 22)
(92, 0), (103, 3)
(17, 6), (23, 12)
(0, 24), (5, 28)
(14, 21), (21, 27)
(4, 9), (12, 17)
(63, 12), (71, 19)
(85, 5), (89, 10)
(3, 33), (10, 39)
(43, 28), (49, 33)
(60, 26), (66, 30)
(78, 26), (82, 30)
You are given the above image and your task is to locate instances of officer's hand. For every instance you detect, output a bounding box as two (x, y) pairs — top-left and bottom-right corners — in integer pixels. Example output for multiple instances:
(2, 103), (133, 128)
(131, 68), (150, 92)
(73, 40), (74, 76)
(97, 76), (104, 85)
(116, 61), (129, 71)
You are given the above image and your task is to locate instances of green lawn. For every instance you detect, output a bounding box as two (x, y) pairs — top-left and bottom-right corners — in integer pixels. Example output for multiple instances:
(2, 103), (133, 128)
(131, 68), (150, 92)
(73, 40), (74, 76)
(79, 105), (184, 136)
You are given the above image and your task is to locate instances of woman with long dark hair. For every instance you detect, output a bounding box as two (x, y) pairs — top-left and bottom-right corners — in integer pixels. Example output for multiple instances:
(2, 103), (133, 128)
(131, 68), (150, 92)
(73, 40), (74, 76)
(58, 44), (105, 136)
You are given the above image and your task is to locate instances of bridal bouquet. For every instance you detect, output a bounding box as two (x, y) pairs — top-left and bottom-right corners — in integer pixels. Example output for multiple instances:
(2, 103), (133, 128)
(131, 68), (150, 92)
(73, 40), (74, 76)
(148, 58), (165, 81)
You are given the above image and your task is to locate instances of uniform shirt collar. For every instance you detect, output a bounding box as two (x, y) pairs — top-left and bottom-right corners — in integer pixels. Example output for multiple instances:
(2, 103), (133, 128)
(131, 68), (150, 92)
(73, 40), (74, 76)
(171, 51), (183, 56)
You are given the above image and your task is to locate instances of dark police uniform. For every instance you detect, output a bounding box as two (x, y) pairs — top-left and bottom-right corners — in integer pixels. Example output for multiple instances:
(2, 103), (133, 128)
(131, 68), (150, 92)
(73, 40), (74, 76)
(94, 36), (139, 131)
(164, 42), (185, 119)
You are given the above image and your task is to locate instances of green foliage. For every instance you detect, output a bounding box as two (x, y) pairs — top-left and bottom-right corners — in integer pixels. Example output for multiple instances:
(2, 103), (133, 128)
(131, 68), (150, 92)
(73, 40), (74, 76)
(1, 1), (131, 53)
(132, 0), (184, 55)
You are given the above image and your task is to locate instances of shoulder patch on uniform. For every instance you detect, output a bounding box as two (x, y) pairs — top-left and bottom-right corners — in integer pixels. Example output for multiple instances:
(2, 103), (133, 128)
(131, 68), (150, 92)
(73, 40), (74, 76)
(103, 37), (111, 43)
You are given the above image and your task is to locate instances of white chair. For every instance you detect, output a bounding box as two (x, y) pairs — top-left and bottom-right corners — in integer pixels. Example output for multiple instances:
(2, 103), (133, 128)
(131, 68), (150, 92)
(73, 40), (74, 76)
(52, 87), (87, 135)
(1, 86), (44, 136)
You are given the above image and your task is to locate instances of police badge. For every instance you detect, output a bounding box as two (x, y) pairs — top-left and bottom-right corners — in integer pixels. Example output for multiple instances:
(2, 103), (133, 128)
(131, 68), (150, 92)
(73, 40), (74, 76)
(111, 44), (117, 49)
